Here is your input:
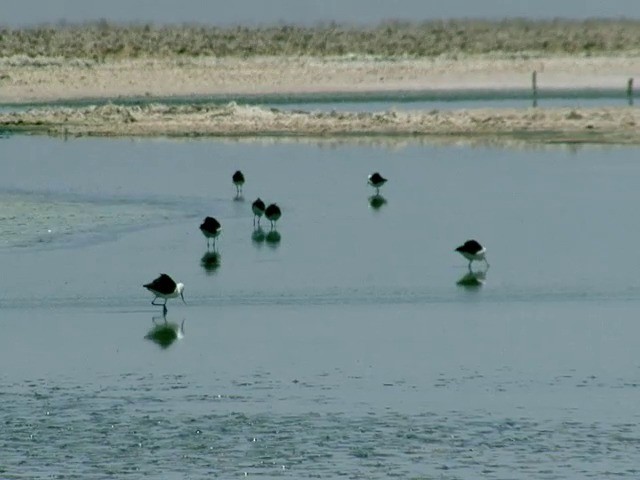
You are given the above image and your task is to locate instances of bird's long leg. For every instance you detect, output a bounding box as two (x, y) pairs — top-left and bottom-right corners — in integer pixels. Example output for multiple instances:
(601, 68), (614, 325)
(468, 260), (473, 271)
(152, 297), (168, 313)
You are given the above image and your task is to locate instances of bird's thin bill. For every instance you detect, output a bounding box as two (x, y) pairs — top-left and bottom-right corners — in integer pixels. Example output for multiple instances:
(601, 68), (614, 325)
(180, 291), (186, 304)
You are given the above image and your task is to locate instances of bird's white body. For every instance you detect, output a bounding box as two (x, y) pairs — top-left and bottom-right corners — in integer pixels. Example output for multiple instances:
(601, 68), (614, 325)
(458, 247), (486, 263)
(201, 228), (221, 240)
(147, 282), (185, 300)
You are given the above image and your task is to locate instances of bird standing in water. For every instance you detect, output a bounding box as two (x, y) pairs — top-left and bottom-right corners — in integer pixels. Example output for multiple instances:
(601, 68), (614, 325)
(265, 203), (282, 229)
(200, 216), (222, 249)
(232, 170), (245, 196)
(455, 239), (489, 269)
(368, 172), (387, 195)
(252, 198), (266, 226)
(143, 273), (186, 315)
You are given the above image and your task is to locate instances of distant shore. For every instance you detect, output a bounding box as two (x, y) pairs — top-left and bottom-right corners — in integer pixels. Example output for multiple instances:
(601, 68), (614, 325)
(1, 55), (639, 144)
(1, 55), (640, 144)
(1, 21), (640, 143)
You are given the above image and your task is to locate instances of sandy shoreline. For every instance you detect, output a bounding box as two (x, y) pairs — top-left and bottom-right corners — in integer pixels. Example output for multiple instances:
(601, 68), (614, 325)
(1, 55), (640, 143)
(1, 55), (639, 103)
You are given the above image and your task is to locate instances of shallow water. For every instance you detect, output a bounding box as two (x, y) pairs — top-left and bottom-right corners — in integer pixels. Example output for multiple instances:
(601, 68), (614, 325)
(1, 134), (640, 478)
(269, 95), (634, 112)
(0, 88), (633, 114)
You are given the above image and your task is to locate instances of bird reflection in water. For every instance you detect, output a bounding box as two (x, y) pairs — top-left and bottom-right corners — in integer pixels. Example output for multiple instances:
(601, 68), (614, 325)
(265, 229), (281, 247)
(368, 194), (387, 210)
(252, 225), (266, 245)
(145, 316), (185, 349)
(456, 269), (488, 289)
(200, 250), (221, 274)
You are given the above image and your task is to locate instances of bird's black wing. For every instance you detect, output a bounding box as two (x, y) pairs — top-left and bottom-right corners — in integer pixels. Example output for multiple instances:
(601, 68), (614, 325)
(144, 273), (177, 294)
(200, 217), (221, 231)
(265, 204), (281, 217)
(463, 240), (483, 254)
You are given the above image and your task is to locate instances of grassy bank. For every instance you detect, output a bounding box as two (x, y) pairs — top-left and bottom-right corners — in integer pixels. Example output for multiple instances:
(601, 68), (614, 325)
(2, 19), (640, 60)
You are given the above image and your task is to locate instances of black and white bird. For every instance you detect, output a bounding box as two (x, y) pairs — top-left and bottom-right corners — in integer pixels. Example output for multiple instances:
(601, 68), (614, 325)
(143, 273), (186, 315)
(265, 203), (282, 229)
(455, 239), (489, 269)
(252, 198), (266, 226)
(368, 172), (387, 194)
(200, 216), (222, 249)
(232, 170), (245, 196)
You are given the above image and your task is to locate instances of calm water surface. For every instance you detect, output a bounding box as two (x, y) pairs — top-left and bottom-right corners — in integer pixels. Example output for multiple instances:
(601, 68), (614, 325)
(0, 89), (634, 114)
(1, 134), (639, 478)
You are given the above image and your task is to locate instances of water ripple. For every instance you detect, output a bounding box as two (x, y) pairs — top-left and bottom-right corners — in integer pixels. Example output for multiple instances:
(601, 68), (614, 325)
(1, 376), (639, 479)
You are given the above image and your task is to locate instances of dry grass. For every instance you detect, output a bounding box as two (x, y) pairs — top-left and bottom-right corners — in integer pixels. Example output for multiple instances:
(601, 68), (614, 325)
(2, 19), (640, 60)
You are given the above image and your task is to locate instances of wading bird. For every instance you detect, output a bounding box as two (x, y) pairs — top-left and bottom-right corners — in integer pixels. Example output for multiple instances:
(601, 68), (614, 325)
(232, 170), (245, 196)
(200, 216), (222, 249)
(368, 172), (387, 194)
(265, 203), (282, 229)
(143, 273), (186, 315)
(252, 197), (266, 226)
(455, 239), (489, 269)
